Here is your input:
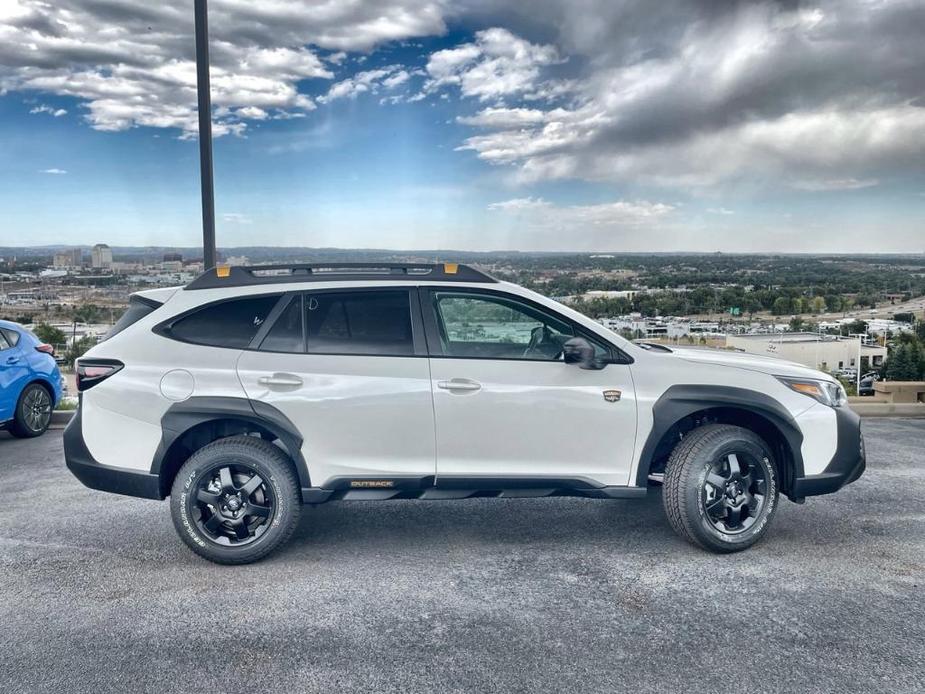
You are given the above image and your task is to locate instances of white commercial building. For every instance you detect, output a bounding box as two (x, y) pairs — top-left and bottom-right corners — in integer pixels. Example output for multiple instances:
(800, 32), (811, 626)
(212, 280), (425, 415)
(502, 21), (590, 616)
(725, 332), (887, 372)
(91, 244), (113, 270)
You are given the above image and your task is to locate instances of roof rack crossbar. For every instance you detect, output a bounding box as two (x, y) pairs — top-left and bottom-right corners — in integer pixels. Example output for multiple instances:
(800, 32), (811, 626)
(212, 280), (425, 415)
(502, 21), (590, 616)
(185, 262), (496, 290)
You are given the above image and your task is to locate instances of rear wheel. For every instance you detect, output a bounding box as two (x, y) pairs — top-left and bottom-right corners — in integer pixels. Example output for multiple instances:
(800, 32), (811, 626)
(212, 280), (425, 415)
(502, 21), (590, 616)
(170, 435), (301, 564)
(662, 424), (779, 553)
(9, 383), (53, 438)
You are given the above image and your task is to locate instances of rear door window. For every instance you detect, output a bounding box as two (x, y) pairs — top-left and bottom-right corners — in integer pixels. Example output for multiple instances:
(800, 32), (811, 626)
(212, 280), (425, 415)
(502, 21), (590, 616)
(306, 290), (414, 356)
(260, 295), (304, 353)
(165, 295), (281, 349)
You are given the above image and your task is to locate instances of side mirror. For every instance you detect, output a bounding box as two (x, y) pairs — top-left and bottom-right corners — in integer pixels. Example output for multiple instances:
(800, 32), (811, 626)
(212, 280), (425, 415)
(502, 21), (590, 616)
(563, 337), (603, 370)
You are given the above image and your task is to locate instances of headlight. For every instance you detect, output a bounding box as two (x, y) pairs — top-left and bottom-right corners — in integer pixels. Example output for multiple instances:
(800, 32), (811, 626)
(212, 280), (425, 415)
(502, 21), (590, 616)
(778, 377), (847, 407)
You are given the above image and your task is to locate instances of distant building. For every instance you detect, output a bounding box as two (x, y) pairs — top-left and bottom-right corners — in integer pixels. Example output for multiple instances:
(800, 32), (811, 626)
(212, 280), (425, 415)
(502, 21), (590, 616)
(91, 244), (113, 270)
(53, 248), (83, 269)
(726, 332), (887, 372)
(163, 253), (183, 263)
(581, 289), (640, 301)
(225, 255), (249, 266)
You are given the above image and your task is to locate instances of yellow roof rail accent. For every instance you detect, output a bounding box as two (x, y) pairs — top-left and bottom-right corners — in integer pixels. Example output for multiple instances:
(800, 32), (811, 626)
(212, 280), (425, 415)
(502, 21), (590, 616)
(443, 262), (459, 274)
(216, 265), (231, 278)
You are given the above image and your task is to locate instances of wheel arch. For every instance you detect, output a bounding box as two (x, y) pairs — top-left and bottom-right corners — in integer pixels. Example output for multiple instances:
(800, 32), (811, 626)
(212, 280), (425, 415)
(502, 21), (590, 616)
(636, 385), (804, 497)
(22, 376), (56, 403)
(151, 396), (310, 498)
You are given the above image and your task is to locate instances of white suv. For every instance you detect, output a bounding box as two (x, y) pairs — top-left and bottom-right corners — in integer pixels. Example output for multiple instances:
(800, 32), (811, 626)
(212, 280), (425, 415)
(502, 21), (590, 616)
(65, 263), (865, 564)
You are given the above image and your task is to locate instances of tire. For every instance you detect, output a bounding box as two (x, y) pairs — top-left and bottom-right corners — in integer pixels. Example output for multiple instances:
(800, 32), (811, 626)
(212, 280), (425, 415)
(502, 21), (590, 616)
(170, 435), (301, 565)
(662, 423), (779, 553)
(9, 382), (53, 438)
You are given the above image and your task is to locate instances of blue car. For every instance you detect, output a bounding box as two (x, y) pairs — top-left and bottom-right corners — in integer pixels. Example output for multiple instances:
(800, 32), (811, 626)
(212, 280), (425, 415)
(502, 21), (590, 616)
(0, 320), (63, 438)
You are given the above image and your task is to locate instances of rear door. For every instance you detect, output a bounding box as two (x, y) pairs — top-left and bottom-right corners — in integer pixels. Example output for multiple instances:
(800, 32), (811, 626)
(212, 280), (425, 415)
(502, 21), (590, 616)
(236, 288), (436, 488)
(422, 288), (637, 487)
(0, 328), (29, 422)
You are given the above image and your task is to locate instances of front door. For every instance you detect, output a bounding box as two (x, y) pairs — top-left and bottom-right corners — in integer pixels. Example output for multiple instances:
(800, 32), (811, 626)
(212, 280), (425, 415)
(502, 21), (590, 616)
(423, 289), (637, 487)
(236, 289), (436, 488)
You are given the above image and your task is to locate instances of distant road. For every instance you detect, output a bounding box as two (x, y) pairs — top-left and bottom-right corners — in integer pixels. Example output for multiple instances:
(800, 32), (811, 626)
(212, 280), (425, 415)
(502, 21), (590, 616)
(690, 294), (925, 323)
(840, 294), (925, 321)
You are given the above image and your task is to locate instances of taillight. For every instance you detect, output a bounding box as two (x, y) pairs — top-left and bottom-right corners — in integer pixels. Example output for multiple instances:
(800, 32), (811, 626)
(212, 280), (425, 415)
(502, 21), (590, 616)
(35, 343), (55, 355)
(76, 359), (124, 391)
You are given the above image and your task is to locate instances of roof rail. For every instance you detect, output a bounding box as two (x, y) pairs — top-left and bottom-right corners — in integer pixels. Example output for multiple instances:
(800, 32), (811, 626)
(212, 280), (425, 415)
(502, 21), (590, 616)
(185, 262), (496, 290)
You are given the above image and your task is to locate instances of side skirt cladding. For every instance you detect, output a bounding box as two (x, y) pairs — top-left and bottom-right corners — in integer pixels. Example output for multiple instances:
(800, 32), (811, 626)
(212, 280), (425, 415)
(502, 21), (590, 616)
(635, 385), (805, 497)
(152, 396), (311, 498)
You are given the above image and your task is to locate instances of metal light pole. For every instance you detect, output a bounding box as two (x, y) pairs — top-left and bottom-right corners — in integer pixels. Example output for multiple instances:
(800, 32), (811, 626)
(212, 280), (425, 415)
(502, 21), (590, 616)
(194, 0), (217, 270)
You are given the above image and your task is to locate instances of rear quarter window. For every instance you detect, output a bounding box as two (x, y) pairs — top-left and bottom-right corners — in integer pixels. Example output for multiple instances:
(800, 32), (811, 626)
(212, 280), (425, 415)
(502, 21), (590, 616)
(104, 296), (161, 341)
(164, 295), (281, 349)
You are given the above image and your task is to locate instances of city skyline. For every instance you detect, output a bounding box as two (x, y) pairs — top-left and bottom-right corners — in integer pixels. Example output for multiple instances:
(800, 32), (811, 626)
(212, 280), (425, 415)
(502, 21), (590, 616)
(1, 0), (924, 253)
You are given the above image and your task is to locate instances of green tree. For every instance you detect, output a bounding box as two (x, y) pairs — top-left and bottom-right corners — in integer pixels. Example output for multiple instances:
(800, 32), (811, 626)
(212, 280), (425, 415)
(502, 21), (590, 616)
(772, 297), (791, 315)
(65, 335), (98, 366)
(845, 319), (868, 336)
(33, 323), (67, 346)
(886, 344), (918, 381)
(811, 296), (826, 314)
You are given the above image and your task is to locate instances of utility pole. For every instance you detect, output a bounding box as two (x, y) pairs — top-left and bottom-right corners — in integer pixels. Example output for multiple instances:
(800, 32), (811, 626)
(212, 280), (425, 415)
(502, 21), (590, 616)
(194, 0), (217, 270)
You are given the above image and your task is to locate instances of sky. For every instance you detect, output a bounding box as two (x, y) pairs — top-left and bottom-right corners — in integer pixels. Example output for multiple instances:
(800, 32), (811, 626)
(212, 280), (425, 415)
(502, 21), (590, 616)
(0, 0), (924, 253)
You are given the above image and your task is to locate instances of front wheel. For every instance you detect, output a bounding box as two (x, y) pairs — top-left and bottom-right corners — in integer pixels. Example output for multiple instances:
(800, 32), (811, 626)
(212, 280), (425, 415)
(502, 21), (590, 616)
(662, 424), (779, 553)
(170, 435), (301, 564)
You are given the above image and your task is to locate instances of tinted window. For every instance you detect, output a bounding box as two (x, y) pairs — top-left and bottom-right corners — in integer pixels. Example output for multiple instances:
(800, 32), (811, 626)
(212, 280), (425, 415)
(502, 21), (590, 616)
(261, 296), (303, 353)
(168, 295), (280, 349)
(0, 330), (11, 351)
(306, 291), (413, 356)
(434, 293), (573, 360)
(104, 296), (159, 341)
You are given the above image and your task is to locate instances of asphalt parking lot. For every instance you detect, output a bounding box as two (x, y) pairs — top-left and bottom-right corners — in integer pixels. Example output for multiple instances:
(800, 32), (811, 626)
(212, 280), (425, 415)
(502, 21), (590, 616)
(1, 420), (923, 693)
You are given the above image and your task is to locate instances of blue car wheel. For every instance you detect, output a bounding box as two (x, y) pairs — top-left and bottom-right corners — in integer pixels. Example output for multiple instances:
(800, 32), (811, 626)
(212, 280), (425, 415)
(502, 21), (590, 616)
(10, 382), (53, 438)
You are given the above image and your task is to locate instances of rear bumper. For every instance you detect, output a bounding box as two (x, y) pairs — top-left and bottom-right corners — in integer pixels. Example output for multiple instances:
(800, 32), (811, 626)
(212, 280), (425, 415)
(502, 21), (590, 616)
(791, 406), (865, 498)
(64, 406), (163, 500)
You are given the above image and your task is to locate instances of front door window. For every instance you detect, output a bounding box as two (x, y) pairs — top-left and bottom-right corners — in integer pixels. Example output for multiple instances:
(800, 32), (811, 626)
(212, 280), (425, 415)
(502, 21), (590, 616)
(432, 292), (575, 361)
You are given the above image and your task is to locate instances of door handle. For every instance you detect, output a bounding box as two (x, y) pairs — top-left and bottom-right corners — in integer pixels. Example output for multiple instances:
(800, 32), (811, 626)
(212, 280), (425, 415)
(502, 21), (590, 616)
(257, 373), (303, 388)
(437, 378), (482, 392)
(6, 356), (19, 364)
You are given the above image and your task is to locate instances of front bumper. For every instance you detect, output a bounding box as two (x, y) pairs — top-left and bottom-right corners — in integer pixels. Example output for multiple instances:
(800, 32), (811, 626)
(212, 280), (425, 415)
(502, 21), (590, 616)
(64, 406), (163, 500)
(791, 405), (866, 498)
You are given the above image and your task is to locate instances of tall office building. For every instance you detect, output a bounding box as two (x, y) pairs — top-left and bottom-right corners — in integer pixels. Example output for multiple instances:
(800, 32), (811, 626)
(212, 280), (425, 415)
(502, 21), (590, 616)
(91, 243), (113, 270)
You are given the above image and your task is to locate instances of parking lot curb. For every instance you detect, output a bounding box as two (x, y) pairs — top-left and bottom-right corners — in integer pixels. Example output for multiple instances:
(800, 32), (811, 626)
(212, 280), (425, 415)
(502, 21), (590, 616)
(51, 410), (75, 427)
(850, 403), (925, 418)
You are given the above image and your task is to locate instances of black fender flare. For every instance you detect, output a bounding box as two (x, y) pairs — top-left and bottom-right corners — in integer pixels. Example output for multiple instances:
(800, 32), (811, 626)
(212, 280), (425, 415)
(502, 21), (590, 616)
(634, 385), (805, 489)
(151, 396), (310, 495)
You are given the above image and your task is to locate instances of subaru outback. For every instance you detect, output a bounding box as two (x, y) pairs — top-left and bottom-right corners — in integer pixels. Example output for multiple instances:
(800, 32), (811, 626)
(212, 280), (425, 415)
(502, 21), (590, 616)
(64, 263), (865, 564)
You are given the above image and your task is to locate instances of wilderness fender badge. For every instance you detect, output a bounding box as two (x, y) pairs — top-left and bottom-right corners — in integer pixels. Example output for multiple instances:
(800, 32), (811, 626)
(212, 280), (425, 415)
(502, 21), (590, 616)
(603, 389), (622, 402)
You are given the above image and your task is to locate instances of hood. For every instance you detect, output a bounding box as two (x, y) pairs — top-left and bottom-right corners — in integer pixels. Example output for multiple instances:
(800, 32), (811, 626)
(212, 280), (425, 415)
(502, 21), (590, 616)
(654, 345), (836, 382)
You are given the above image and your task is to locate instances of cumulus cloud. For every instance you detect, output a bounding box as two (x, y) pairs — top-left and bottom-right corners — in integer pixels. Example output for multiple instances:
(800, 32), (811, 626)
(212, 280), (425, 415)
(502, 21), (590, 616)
(29, 104), (66, 117)
(0, 0), (446, 136)
(424, 28), (564, 101)
(489, 196), (674, 226)
(2, 0), (923, 196)
(449, 1), (925, 192)
(319, 66), (409, 103)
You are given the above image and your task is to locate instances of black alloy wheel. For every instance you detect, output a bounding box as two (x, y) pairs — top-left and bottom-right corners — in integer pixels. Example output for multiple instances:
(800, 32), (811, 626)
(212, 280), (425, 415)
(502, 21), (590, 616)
(701, 451), (769, 535)
(663, 423), (779, 553)
(192, 464), (276, 546)
(170, 435), (301, 564)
